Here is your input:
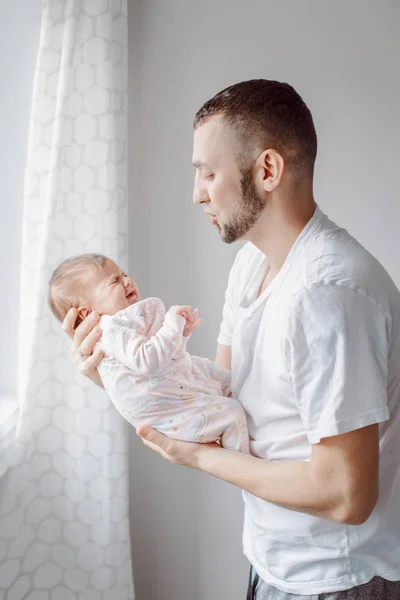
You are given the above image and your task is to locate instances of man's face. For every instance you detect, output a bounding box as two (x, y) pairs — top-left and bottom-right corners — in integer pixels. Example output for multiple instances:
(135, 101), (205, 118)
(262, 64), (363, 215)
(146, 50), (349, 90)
(192, 115), (266, 243)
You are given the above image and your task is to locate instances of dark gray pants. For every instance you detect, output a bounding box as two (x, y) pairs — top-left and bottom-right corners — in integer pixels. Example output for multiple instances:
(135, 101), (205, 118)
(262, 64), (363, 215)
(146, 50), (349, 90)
(247, 566), (400, 600)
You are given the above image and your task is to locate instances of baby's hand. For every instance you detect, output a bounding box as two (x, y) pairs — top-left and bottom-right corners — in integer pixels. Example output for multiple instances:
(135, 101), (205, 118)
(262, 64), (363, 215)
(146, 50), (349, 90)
(169, 305), (191, 320)
(169, 305), (201, 336)
(182, 307), (201, 337)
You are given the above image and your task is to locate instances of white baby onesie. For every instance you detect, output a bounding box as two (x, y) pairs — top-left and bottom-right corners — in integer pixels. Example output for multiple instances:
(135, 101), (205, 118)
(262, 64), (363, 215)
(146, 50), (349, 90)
(96, 297), (249, 453)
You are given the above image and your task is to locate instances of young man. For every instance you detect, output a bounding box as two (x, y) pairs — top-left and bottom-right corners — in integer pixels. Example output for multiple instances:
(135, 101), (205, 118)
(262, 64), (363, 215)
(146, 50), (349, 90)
(64, 80), (400, 599)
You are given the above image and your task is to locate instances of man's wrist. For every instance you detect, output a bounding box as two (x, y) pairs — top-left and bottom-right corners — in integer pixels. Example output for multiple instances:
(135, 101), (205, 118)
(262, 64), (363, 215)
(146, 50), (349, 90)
(192, 441), (219, 470)
(192, 441), (240, 475)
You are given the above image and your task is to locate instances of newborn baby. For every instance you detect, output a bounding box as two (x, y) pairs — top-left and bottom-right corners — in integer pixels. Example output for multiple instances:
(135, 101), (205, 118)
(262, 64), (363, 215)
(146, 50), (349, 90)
(49, 253), (249, 453)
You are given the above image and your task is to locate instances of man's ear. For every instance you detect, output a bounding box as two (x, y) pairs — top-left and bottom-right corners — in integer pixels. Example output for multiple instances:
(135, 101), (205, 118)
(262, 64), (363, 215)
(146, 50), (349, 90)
(254, 148), (285, 192)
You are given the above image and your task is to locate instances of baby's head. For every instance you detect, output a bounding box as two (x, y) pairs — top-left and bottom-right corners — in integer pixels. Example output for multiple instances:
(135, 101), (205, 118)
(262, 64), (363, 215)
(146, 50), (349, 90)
(49, 253), (140, 327)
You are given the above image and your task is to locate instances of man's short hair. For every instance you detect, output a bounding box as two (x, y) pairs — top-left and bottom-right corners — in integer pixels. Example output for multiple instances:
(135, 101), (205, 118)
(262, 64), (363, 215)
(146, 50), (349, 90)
(194, 79), (317, 178)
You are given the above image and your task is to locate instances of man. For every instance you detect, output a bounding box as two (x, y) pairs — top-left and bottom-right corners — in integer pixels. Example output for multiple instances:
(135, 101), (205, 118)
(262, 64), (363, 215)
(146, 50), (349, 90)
(64, 80), (400, 599)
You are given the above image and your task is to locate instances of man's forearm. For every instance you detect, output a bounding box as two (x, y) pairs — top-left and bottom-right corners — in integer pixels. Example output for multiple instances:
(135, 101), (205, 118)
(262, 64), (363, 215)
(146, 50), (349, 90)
(194, 445), (345, 523)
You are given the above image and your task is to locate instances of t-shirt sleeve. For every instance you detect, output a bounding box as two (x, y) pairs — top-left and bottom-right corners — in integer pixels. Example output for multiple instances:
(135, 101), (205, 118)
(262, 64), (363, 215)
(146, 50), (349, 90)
(285, 284), (390, 444)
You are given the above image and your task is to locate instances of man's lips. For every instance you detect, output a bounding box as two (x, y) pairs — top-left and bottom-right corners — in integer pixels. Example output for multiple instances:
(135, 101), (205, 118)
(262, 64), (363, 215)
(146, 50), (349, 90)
(204, 211), (218, 224)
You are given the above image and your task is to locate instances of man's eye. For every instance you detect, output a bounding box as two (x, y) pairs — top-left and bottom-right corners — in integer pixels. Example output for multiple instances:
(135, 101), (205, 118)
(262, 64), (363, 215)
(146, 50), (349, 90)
(204, 173), (214, 181)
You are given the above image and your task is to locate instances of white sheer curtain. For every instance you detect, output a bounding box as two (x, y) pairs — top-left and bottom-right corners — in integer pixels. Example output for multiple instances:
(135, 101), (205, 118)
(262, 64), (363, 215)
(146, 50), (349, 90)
(0, 1), (134, 598)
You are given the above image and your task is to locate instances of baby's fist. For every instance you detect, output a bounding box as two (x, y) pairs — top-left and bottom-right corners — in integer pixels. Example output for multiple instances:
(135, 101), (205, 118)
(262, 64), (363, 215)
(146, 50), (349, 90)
(183, 308), (201, 337)
(169, 305), (191, 321)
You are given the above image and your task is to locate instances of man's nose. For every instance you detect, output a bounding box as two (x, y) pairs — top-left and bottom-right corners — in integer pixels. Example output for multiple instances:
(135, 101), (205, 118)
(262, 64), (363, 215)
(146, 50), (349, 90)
(193, 181), (209, 205)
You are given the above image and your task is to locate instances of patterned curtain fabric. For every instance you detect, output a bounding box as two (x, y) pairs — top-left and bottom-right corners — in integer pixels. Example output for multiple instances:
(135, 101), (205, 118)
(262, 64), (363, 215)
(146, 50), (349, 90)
(0, 1), (134, 598)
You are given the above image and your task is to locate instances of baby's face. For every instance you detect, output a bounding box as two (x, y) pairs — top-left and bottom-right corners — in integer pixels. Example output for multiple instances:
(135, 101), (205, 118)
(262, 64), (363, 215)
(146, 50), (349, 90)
(83, 259), (140, 317)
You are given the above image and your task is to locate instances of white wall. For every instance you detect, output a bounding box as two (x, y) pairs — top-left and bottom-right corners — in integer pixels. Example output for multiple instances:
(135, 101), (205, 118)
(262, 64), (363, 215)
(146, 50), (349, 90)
(0, 0), (43, 395)
(128, 1), (400, 599)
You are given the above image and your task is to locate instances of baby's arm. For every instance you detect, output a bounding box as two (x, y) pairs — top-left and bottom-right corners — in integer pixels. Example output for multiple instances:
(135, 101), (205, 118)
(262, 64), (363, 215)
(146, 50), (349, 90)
(104, 305), (186, 377)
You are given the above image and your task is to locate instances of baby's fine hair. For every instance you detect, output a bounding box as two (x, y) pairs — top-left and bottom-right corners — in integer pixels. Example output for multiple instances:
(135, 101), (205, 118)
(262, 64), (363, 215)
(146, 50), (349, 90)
(48, 253), (107, 325)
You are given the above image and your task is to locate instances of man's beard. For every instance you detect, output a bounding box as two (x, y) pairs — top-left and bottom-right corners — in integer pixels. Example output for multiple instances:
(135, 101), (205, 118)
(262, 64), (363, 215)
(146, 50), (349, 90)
(222, 167), (266, 244)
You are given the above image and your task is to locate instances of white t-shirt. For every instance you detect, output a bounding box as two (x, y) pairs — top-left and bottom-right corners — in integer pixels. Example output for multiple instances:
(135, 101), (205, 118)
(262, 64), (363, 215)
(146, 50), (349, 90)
(218, 206), (400, 595)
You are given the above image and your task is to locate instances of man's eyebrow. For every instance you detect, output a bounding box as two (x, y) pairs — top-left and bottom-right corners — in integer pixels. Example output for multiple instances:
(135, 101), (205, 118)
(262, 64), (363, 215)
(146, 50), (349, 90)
(192, 160), (209, 169)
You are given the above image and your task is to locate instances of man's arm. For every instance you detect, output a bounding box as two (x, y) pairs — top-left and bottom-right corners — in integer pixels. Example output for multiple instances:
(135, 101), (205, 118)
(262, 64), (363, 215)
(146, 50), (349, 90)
(137, 422), (379, 526)
(215, 344), (232, 395)
(215, 343), (231, 370)
(197, 423), (379, 525)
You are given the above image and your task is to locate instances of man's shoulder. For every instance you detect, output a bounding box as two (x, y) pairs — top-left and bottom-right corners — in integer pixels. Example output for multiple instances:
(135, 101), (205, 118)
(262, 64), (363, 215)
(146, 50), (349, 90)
(303, 218), (395, 297)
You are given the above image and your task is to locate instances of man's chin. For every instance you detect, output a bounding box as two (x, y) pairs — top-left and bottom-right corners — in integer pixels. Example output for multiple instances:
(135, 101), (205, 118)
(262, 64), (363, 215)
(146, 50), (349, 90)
(220, 225), (241, 245)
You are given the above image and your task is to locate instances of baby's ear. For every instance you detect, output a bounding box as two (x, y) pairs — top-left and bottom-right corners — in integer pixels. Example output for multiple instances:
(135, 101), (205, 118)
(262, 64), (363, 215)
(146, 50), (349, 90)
(77, 307), (92, 322)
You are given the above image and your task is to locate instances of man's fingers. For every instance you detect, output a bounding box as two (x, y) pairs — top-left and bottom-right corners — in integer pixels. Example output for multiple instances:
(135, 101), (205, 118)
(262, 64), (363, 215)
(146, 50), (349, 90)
(79, 349), (105, 388)
(73, 311), (100, 349)
(79, 347), (104, 376)
(62, 308), (78, 339)
(137, 425), (160, 444)
(142, 438), (164, 454)
(74, 324), (102, 358)
(137, 427), (207, 468)
(137, 426), (173, 459)
(62, 309), (104, 388)
(137, 426), (172, 451)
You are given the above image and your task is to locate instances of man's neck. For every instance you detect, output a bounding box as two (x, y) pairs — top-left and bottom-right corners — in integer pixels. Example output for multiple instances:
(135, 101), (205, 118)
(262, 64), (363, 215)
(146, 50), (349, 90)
(249, 195), (317, 275)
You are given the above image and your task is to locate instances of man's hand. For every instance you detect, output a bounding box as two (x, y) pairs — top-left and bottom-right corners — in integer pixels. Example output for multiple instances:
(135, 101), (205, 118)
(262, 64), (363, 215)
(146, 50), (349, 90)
(62, 308), (105, 388)
(137, 425), (220, 468)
